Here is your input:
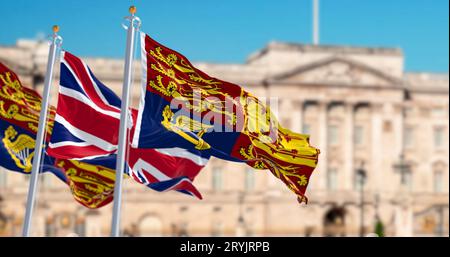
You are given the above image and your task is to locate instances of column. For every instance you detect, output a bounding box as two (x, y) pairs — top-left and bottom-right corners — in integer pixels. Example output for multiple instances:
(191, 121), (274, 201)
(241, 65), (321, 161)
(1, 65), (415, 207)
(344, 103), (354, 190)
(393, 103), (404, 159)
(371, 104), (383, 194)
(318, 102), (328, 190)
(32, 216), (45, 236)
(394, 201), (413, 236)
(294, 100), (304, 133)
(85, 213), (102, 236)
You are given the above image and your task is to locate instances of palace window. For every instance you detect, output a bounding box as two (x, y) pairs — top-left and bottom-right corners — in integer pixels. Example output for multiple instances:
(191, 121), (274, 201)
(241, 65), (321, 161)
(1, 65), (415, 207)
(354, 125), (364, 146)
(75, 217), (86, 237)
(404, 127), (414, 148)
(211, 221), (223, 237)
(41, 174), (53, 189)
(328, 125), (339, 146)
(302, 123), (311, 135)
(282, 118), (291, 130)
(354, 170), (361, 191)
(404, 171), (413, 191)
(0, 171), (6, 188)
(434, 127), (445, 149)
(383, 120), (392, 132)
(327, 168), (338, 191)
(212, 167), (223, 191)
(433, 170), (444, 193)
(431, 107), (445, 117)
(245, 168), (255, 191)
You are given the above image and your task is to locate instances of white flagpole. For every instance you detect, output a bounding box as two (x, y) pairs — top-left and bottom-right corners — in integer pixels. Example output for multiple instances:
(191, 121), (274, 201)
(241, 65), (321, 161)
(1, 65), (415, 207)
(22, 25), (62, 237)
(313, 0), (319, 45)
(111, 6), (140, 237)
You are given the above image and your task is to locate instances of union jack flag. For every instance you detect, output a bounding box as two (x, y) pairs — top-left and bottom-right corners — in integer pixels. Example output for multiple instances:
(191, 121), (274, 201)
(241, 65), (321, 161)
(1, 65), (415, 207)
(47, 51), (121, 159)
(47, 51), (209, 199)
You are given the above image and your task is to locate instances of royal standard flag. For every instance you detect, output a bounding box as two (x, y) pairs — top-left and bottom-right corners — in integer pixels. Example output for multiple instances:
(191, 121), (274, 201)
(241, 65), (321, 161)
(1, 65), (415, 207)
(132, 33), (320, 203)
(0, 61), (117, 208)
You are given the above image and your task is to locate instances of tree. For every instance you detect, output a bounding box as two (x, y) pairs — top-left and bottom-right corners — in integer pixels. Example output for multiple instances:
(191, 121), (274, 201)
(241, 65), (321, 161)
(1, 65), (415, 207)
(375, 219), (385, 237)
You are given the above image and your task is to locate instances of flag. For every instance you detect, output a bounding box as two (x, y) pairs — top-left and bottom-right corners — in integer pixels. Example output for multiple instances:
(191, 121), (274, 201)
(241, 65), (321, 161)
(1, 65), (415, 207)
(0, 118), (67, 183)
(54, 156), (117, 208)
(0, 61), (62, 178)
(47, 51), (121, 159)
(132, 32), (320, 203)
(46, 51), (210, 199)
(0, 61), (117, 208)
(127, 147), (208, 199)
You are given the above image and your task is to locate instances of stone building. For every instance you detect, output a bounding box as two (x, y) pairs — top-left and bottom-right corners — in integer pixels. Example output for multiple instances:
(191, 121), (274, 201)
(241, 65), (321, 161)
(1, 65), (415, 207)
(0, 39), (448, 236)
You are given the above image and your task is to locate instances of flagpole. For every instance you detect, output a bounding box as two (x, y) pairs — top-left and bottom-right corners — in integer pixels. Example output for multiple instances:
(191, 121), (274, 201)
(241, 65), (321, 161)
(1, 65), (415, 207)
(313, 0), (319, 45)
(22, 25), (62, 237)
(111, 6), (140, 237)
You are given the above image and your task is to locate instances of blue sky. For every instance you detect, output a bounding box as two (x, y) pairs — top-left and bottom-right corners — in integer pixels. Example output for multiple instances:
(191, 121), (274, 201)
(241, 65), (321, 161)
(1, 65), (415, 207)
(1, 0), (448, 72)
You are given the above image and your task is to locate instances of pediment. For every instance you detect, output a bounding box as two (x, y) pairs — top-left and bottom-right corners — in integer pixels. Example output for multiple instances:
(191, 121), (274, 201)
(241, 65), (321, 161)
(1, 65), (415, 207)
(268, 57), (401, 87)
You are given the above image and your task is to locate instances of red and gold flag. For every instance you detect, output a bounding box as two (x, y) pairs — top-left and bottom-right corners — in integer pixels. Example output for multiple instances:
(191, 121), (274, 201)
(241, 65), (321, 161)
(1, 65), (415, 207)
(133, 33), (320, 204)
(0, 61), (116, 209)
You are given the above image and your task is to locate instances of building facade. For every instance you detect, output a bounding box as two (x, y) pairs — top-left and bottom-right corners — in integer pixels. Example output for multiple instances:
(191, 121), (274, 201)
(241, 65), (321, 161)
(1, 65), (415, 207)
(0, 39), (448, 236)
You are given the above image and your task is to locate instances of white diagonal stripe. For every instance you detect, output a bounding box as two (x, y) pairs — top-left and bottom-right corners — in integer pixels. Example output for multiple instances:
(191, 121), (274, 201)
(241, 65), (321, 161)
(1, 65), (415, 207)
(61, 58), (120, 115)
(154, 147), (209, 166)
(59, 86), (120, 119)
(48, 141), (92, 149)
(132, 158), (170, 182)
(54, 114), (117, 152)
(82, 62), (121, 112)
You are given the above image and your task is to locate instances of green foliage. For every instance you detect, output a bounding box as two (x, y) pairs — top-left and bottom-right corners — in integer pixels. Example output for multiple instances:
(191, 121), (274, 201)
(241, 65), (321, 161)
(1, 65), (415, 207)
(375, 219), (385, 237)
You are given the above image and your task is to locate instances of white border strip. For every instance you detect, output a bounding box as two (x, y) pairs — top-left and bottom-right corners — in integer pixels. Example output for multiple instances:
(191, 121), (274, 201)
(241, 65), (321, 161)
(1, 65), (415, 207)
(131, 32), (147, 148)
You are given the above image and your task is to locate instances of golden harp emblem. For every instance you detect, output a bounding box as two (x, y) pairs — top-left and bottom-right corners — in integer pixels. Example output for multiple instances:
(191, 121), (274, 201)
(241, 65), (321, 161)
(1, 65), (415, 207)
(2, 126), (35, 173)
(161, 105), (212, 150)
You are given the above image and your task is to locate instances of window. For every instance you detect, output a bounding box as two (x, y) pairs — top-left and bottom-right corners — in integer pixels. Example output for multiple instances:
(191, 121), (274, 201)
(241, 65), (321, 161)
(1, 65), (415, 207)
(327, 168), (338, 191)
(211, 221), (223, 237)
(245, 168), (255, 191)
(404, 171), (413, 191)
(354, 171), (361, 191)
(383, 121), (392, 132)
(0, 171), (6, 188)
(431, 107), (445, 117)
(282, 118), (291, 130)
(75, 218), (86, 237)
(45, 218), (55, 237)
(434, 127), (445, 149)
(433, 170), (444, 193)
(302, 123), (310, 135)
(40, 174), (53, 189)
(212, 167), (222, 191)
(328, 125), (339, 146)
(354, 125), (364, 146)
(404, 127), (414, 148)
(405, 107), (414, 117)
(246, 223), (254, 237)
